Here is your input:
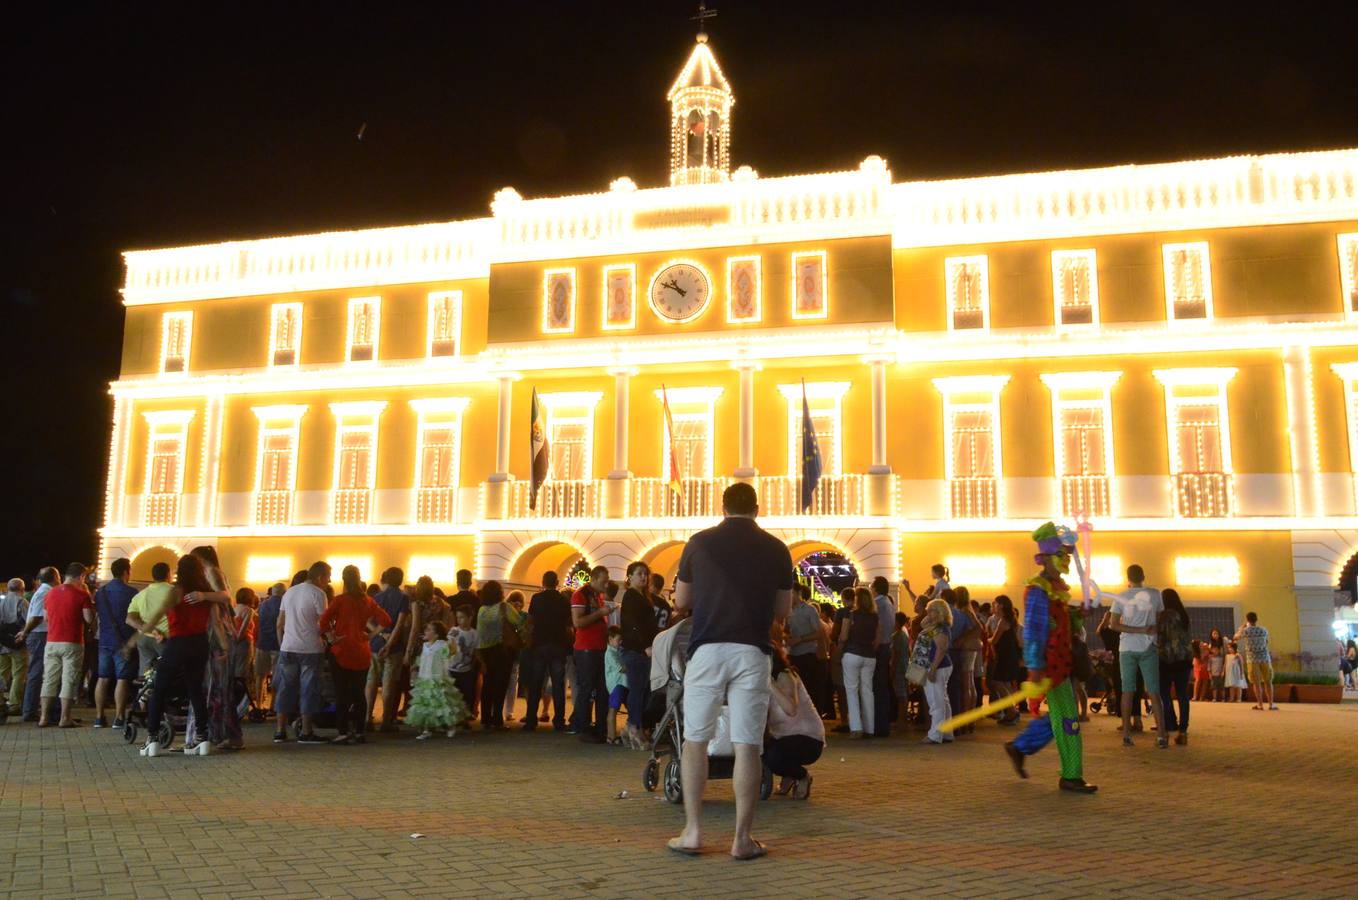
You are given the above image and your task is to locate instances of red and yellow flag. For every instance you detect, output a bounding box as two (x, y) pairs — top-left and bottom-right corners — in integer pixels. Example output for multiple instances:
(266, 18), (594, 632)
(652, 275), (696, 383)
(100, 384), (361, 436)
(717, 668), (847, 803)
(661, 385), (683, 503)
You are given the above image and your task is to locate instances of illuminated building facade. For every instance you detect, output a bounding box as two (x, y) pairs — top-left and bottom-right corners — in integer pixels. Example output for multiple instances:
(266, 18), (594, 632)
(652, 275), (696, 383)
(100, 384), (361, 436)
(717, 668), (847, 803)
(102, 36), (1358, 663)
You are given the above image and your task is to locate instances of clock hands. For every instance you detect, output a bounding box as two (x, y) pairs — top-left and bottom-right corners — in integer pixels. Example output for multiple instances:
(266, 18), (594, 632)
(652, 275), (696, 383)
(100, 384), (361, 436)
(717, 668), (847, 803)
(661, 278), (687, 297)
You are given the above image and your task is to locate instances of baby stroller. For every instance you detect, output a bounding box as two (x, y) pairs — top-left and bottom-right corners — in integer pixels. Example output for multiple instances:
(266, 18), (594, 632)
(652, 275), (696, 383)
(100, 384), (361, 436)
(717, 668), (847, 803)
(123, 658), (188, 750)
(642, 619), (773, 804)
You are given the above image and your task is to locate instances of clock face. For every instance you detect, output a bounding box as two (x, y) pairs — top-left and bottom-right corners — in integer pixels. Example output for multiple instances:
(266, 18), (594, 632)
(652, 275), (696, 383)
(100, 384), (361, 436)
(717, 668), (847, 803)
(649, 262), (711, 322)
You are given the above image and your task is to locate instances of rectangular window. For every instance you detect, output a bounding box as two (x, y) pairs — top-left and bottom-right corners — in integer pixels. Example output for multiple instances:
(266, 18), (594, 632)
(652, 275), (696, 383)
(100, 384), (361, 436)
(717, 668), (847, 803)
(602, 264), (636, 330)
(160, 312), (192, 373)
(945, 256), (989, 331)
(1058, 406), (1110, 516)
(1340, 234), (1358, 317)
(550, 420), (589, 481)
(416, 426), (458, 522)
(142, 411), (194, 527)
(950, 408), (998, 517)
(1172, 401), (1230, 518)
(791, 251), (828, 320)
(269, 303), (302, 367)
(427, 291), (463, 358)
(329, 402), (385, 525)
(1163, 242), (1213, 320)
(726, 256), (761, 323)
(255, 432), (296, 524)
(346, 297), (381, 362)
(793, 407), (839, 478)
(668, 416), (712, 481)
(1052, 249), (1098, 328)
(543, 269), (576, 333)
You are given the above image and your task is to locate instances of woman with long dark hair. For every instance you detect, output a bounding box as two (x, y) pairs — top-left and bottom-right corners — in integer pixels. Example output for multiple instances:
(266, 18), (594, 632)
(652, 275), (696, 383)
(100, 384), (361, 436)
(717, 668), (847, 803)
(837, 587), (879, 739)
(135, 554), (215, 757)
(764, 640), (824, 799)
(474, 580), (522, 730)
(989, 595), (1022, 725)
(1157, 588), (1194, 745)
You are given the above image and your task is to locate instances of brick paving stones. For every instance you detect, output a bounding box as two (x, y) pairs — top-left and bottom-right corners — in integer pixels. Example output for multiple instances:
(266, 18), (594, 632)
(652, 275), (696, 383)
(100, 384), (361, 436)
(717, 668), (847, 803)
(1, 700), (1353, 898)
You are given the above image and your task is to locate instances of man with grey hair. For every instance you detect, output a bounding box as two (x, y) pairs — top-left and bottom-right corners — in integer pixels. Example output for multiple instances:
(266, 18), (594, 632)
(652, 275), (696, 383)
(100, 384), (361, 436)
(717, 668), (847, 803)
(0, 578), (29, 718)
(18, 566), (59, 722)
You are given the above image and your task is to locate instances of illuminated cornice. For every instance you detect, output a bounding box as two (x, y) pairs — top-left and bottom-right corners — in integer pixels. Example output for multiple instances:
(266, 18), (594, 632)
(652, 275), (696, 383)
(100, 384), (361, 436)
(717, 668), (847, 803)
(891, 148), (1358, 248)
(121, 149), (1354, 306)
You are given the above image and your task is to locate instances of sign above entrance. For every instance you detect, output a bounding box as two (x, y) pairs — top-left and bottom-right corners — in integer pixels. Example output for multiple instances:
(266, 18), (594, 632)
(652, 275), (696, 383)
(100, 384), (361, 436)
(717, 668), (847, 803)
(634, 205), (731, 230)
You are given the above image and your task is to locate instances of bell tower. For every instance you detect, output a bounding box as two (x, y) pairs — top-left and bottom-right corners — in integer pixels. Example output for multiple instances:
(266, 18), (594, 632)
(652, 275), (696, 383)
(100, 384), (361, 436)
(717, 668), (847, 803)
(668, 27), (733, 186)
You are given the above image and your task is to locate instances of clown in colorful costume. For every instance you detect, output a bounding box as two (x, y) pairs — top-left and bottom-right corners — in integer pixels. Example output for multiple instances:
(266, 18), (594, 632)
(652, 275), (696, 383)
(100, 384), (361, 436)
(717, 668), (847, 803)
(1004, 522), (1098, 794)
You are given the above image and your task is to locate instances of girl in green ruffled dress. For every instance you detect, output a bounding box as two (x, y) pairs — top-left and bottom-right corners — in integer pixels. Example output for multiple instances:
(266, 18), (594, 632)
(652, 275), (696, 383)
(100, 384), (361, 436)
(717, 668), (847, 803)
(407, 622), (469, 739)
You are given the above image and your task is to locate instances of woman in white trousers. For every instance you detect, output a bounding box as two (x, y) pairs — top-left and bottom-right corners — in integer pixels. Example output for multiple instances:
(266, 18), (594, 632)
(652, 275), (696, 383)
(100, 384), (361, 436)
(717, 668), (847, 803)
(838, 588), (880, 738)
(917, 599), (954, 744)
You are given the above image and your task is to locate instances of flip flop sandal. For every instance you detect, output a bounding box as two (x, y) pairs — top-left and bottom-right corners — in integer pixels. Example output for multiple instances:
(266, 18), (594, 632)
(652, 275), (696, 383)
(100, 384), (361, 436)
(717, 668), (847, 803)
(732, 840), (768, 861)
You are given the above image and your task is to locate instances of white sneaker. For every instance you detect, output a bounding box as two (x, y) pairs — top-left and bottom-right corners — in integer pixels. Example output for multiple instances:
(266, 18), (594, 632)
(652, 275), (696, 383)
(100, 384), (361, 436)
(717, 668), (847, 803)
(445, 729), (456, 738)
(140, 741), (161, 758)
(416, 731), (431, 740)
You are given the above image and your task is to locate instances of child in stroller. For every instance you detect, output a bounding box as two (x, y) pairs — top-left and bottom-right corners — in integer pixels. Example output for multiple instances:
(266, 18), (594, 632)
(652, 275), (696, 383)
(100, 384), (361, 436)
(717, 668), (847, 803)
(641, 617), (773, 804)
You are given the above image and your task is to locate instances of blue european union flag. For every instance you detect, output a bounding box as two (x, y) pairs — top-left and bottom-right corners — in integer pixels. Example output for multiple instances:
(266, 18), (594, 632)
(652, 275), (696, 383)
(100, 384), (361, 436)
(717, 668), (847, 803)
(801, 383), (822, 512)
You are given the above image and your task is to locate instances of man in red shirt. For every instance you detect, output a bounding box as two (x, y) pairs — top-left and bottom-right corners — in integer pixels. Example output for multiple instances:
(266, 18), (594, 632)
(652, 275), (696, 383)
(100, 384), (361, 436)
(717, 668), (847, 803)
(570, 565), (616, 743)
(39, 562), (94, 728)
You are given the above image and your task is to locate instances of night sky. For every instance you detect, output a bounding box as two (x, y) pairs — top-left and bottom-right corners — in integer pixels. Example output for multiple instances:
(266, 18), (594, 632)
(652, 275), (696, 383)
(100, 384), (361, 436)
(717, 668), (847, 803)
(6, 2), (1358, 578)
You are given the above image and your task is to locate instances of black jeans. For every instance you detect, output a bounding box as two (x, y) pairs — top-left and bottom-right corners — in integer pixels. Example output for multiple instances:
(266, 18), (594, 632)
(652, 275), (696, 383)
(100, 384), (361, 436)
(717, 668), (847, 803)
(331, 659), (368, 735)
(524, 644), (567, 727)
(789, 653), (827, 717)
(571, 648), (607, 735)
(621, 648), (651, 732)
(148, 634), (209, 738)
(1159, 662), (1192, 734)
(872, 645), (894, 736)
(478, 644), (511, 727)
(763, 734), (824, 780)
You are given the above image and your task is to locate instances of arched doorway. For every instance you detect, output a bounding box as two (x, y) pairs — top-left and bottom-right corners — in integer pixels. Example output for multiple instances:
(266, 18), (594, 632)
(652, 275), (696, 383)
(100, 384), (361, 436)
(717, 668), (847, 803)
(507, 540), (588, 589)
(641, 540), (687, 589)
(796, 549), (860, 604)
(129, 545), (179, 583)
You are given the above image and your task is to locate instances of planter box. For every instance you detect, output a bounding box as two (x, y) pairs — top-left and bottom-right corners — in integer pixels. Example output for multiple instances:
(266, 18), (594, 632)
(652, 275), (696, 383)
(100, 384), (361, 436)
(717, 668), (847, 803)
(1272, 683), (1343, 703)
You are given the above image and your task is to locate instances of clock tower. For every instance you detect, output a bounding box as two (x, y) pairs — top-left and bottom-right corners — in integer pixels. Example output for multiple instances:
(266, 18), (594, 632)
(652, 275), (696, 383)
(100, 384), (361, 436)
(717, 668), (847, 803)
(668, 33), (733, 186)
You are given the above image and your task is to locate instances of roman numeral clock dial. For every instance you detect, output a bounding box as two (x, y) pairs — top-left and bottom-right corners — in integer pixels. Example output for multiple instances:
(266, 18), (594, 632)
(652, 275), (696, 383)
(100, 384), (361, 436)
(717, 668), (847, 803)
(649, 262), (711, 323)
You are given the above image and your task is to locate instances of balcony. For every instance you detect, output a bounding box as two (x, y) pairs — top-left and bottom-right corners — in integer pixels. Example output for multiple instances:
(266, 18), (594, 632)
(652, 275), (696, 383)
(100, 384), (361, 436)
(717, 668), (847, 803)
(144, 494), (179, 527)
(759, 474), (867, 517)
(1174, 471), (1232, 518)
(949, 477), (998, 518)
(630, 477), (730, 518)
(255, 490), (293, 525)
(333, 488), (372, 525)
(416, 486), (458, 524)
(505, 479), (600, 519)
(1061, 475), (1110, 517)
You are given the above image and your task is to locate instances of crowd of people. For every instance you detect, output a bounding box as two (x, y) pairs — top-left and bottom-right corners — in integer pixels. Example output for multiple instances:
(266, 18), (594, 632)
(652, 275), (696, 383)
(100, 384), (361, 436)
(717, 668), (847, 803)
(0, 487), (1286, 855)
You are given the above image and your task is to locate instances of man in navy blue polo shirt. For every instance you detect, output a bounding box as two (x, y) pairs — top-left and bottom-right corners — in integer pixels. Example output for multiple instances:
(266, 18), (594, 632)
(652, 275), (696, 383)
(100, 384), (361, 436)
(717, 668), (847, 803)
(92, 558), (138, 728)
(667, 482), (793, 862)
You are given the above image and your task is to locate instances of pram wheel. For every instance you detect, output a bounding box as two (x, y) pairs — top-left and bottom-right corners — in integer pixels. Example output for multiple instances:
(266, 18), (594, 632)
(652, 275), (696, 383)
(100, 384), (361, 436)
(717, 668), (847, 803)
(158, 720), (174, 750)
(759, 764), (773, 801)
(643, 758), (660, 792)
(663, 757), (683, 804)
(123, 721), (138, 744)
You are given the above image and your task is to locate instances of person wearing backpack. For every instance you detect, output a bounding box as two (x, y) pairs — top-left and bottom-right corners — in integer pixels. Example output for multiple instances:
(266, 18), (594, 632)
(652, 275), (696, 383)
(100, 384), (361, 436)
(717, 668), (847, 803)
(1157, 589), (1194, 744)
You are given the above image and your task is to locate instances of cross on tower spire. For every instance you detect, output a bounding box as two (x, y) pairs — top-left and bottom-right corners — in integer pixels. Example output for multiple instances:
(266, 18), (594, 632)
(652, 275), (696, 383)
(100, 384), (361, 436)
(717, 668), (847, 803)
(691, 1), (717, 41)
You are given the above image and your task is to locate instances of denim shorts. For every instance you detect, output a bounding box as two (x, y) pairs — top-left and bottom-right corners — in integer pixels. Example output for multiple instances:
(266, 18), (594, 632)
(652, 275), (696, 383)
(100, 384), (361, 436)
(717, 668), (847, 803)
(273, 651), (325, 716)
(97, 646), (137, 681)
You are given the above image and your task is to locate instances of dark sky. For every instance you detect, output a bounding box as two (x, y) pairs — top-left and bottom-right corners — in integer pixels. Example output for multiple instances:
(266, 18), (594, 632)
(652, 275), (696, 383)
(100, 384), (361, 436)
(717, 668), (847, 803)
(5, 2), (1357, 578)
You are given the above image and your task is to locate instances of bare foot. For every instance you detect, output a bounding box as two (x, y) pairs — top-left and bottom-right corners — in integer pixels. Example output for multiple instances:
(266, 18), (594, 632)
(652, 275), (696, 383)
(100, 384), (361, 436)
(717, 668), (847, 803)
(667, 834), (702, 856)
(731, 838), (768, 860)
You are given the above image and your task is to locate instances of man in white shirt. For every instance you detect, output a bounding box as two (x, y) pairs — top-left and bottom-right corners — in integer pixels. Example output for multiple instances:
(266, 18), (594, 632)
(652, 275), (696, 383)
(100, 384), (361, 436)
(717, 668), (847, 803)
(274, 561), (331, 744)
(19, 567), (59, 722)
(1107, 564), (1168, 747)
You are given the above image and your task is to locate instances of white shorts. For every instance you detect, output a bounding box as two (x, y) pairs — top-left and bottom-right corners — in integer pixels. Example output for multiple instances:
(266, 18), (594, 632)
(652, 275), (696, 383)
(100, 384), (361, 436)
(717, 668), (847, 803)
(683, 643), (771, 747)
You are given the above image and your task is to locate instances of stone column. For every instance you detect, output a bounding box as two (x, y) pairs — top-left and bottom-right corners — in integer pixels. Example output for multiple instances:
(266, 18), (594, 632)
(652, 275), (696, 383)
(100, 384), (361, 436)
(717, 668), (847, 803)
(484, 372), (519, 519)
(865, 355), (893, 515)
(732, 361), (760, 481)
(604, 367), (636, 518)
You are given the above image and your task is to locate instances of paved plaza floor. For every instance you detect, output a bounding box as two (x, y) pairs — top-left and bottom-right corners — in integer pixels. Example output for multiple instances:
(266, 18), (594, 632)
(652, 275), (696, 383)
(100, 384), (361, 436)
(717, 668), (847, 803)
(1, 699), (1353, 898)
